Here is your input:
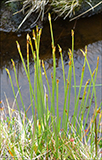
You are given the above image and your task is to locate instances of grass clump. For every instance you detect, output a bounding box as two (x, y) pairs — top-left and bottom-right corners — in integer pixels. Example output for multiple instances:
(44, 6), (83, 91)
(6, 0), (49, 29)
(0, 13), (102, 159)
(5, 0), (102, 30)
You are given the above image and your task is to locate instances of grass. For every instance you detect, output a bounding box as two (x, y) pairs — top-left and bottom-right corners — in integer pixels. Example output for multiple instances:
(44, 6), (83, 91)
(6, 0), (50, 30)
(0, 13), (102, 159)
(5, 0), (102, 30)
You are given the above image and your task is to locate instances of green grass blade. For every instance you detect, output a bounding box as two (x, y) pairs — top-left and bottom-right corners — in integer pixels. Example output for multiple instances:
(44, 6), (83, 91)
(5, 68), (22, 120)
(72, 55), (86, 127)
(71, 30), (76, 104)
(58, 45), (66, 91)
(11, 59), (26, 115)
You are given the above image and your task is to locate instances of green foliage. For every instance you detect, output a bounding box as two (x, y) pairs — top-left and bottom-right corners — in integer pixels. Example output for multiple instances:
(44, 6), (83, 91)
(0, 13), (102, 159)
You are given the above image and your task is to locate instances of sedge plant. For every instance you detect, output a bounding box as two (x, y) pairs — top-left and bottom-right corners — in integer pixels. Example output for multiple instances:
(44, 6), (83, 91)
(0, 13), (102, 159)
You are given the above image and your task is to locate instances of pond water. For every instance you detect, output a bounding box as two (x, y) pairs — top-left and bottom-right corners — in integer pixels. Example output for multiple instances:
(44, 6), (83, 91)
(0, 13), (102, 118)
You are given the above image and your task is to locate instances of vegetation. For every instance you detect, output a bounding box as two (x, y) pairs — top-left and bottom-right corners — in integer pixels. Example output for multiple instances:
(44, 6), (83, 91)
(6, 0), (102, 30)
(0, 14), (102, 159)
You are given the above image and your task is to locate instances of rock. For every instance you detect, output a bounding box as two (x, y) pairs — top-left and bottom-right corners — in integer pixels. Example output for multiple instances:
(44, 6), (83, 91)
(0, 0), (102, 32)
(0, 0), (40, 32)
(72, 0), (102, 19)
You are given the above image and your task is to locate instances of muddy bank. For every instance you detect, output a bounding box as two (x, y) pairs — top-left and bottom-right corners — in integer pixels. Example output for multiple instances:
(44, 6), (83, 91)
(0, 0), (102, 32)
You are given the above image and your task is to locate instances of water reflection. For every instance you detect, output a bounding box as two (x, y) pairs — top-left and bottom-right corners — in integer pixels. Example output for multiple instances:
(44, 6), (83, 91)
(0, 13), (102, 117)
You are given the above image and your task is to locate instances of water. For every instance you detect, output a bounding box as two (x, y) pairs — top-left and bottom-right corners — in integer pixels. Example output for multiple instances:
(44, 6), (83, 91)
(0, 13), (102, 117)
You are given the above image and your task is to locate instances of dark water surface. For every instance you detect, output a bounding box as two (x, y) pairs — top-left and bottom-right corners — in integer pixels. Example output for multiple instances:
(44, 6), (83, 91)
(0, 13), (102, 118)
